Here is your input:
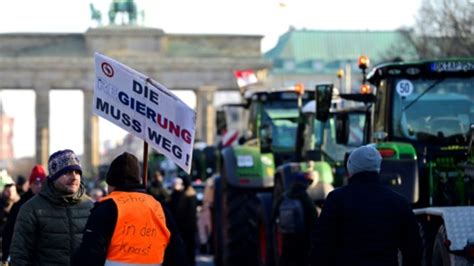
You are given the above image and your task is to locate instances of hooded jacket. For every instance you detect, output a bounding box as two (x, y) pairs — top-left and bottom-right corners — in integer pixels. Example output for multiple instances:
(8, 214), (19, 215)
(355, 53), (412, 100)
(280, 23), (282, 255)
(10, 180), (93, 265)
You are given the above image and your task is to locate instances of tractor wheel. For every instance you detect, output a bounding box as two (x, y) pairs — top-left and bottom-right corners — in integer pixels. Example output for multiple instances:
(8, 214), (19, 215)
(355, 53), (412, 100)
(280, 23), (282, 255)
(431, 225), (471, 266)
(256, 192), (275, 266)
(212, 176), (224, 266)
(222, 185), (260, 266)
(419, 220), (434, 266)
(432, 225), (452, 266)
(271, 172), (285, 266)
(273, 222), (283, 266)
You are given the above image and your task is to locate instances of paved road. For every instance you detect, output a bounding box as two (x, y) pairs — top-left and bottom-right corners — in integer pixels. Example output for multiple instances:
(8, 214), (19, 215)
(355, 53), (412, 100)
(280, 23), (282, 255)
(197, 255), (213, 266)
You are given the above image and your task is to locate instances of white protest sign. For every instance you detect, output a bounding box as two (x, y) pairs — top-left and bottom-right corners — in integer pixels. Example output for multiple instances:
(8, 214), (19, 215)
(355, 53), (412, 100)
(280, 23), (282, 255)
(93, 52), (196, 174)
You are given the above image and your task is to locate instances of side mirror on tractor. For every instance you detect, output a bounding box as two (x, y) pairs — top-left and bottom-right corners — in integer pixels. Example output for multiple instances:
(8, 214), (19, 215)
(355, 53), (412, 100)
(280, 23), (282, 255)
(260, 123), (272, 153)
(335, 113), (350, 145)
(315, 83), (334, 122)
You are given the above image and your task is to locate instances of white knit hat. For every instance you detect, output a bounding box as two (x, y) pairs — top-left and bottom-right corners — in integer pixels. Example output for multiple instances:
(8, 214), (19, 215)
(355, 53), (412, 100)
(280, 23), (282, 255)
(347, 144), (382, 176)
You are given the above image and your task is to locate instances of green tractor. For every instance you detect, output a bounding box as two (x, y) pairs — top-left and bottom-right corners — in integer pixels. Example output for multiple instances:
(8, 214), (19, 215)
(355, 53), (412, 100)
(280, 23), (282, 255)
(325, 58), (474, 265)
(312, 85), (374, 186)
(212, 85), (317, 266)
(270, 84), (374, 263)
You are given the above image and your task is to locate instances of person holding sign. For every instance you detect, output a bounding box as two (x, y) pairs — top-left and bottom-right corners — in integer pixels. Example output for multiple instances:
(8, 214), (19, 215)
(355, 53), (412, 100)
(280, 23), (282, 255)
(10, 150), (94, 265)
(75, 152), (187, 266)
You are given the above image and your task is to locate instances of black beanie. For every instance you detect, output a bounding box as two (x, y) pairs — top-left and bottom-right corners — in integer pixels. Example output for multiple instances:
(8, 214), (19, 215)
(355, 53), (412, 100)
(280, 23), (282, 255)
(106, 152), (142, 188)
(180, 174), (192, 188)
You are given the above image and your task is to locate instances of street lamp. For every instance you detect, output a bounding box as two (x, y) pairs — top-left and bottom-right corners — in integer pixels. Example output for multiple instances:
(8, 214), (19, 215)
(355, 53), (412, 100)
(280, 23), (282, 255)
(358, 55), (370, 84)
(337, 68), (344, 92)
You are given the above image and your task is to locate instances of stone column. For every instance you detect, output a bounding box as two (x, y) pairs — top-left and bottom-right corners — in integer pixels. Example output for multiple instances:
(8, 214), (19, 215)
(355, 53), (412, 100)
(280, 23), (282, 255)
(83, 89), (100, 178)
(35, 88), (49, 167)
(195, 86), (216, 145)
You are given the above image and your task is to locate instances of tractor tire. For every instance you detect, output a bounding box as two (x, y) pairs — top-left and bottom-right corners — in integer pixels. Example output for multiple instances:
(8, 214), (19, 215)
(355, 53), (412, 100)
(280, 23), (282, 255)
(432, 225), (452, 266)
(272, 220), (283, 266)
(419, 220), (434, 266)
(222, 184), (260, 266)
(432, 225), (471, 266)
(256, 192), (275, 266)
(212, 176), (224, 266)
(271, 172), (285, 266)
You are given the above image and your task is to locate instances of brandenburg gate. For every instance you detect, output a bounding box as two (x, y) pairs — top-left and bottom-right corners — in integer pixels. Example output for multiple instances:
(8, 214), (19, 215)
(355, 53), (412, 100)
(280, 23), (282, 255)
(0, 26), (270, 176)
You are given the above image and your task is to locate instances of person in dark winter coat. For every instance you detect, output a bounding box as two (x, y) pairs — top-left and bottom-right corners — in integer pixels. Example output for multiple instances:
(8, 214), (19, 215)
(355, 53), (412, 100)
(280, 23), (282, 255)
(147, 169), (170, 206)
(169, 175), (197, 266)
(0, 177), (19, 234)
(2, 164), (47, 263)
(309, 144), (422, 266)
(75, 152), (187, 266)
(15, 175), (28, 196)
(278, 172), (318, 266)
(10, 149), (94, 265)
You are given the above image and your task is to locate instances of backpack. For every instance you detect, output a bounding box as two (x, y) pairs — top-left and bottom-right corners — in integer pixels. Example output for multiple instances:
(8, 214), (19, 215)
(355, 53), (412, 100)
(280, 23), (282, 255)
(278, 195), (306, 234)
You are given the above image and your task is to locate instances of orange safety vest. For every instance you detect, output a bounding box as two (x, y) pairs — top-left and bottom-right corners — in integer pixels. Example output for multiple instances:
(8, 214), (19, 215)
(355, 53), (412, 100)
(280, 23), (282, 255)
(100, 191), (171, 266)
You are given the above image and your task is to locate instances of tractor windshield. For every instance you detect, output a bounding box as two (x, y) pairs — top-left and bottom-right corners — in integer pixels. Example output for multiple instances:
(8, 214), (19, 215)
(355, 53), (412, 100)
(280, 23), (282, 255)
(313, 112), (366, 162)
(264, 109), (299, 150)
(392, 77), (474, 143)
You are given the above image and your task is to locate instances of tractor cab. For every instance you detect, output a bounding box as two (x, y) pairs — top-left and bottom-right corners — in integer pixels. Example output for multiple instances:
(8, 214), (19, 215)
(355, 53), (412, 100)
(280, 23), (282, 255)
(312, 83), (374, 185)
(239, 85), (315, 166)
(316, 58), (474, 265)
(212, 84), (316, 266)
(367, 60), (474, 207)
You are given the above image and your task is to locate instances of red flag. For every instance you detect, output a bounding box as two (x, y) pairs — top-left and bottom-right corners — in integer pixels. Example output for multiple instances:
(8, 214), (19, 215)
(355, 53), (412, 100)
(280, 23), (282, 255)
(234, 69), (258, 88)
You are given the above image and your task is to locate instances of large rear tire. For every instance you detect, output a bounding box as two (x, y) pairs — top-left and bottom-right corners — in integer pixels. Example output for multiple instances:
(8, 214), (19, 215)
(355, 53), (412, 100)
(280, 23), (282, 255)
(256, 192), (275, 266)
(432, 225), (471, 266)
(432, 225), (452, 266)
(222, 184), (260, 266)
(419, 219), (435, 266)
(271, 172), (285, 266)
(212, 176), (224, 266)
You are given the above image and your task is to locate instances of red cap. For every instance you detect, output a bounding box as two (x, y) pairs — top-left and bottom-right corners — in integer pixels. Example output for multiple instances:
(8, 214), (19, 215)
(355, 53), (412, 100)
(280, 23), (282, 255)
(29, 165), (47, 183)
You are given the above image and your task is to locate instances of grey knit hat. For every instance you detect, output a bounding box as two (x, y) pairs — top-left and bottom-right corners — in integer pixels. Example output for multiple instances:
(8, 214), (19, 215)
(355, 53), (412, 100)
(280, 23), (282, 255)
(48, 149), (82, 181)
(347, 144), (382, 176)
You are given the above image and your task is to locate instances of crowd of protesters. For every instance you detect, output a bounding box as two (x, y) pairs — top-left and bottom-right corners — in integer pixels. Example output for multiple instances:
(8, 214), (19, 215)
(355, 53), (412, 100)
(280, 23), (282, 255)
(0, 149), (199, 266)
(0, 143), (423, 266)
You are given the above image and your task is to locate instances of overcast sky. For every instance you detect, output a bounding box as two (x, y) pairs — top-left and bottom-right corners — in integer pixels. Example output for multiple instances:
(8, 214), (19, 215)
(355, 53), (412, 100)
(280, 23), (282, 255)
(1, 0), (422, 51)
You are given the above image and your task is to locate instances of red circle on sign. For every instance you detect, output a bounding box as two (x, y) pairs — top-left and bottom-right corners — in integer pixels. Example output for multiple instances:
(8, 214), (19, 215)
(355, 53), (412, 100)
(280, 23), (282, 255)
(101, 62), (114, 77)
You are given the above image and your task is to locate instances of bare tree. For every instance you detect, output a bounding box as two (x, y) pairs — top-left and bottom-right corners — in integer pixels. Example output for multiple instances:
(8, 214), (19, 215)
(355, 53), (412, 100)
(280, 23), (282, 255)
(400, 0), (474, 59)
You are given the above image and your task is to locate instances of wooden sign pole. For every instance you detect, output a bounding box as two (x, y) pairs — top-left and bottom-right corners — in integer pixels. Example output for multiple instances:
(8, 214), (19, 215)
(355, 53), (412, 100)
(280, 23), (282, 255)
(143, 141), (149, 188)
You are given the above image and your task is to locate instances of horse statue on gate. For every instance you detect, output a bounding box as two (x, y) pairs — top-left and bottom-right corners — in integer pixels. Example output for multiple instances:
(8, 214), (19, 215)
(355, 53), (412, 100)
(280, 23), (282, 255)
(108, 0), (137, 25)
(90, 3), (102, 25)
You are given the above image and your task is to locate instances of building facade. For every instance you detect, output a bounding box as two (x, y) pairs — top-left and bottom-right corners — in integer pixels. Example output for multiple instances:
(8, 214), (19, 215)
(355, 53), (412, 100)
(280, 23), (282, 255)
(0, 26), (270, 176)
(264, 28), (417, 92)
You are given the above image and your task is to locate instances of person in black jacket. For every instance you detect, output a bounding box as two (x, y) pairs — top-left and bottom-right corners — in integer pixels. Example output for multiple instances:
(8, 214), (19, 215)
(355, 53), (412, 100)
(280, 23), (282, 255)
(147, 169), (170, 206)
(2, 164), (47, 263)
(309, 144), (422, 266)
(75, 152), (187, 266)
(10, 149), (93, 265)
(278, 172), (318, 266)
(169, 174), (197, 266)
